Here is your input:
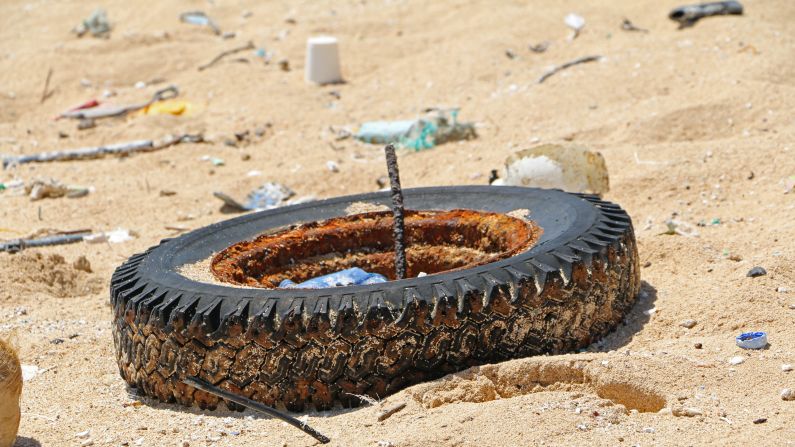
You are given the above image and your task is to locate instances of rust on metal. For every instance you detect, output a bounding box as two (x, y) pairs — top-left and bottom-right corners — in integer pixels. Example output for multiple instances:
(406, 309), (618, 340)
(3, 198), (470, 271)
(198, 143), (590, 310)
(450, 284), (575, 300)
(211, 209), (543, 288)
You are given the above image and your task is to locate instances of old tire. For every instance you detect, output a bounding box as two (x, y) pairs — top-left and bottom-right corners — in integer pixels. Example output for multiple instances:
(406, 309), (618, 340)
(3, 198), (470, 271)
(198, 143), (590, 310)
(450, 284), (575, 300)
(110, 186), (640, 411)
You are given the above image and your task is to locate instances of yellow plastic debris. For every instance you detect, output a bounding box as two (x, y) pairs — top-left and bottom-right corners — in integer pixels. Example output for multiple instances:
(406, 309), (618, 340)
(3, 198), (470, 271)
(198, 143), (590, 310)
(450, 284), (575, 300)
(136, 99), (197, 116)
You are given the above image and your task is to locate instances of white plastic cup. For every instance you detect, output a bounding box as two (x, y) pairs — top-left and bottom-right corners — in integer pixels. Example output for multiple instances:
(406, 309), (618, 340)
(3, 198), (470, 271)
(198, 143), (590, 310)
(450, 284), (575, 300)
(305, 36), (342, 85)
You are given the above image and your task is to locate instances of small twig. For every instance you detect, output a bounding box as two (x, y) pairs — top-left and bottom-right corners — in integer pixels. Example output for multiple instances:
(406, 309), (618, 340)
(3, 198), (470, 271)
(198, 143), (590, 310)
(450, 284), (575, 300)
(198, 41), (255, 71)
(377, 402), (406, 422)
(384, 144), (406, 280)
(40, 68), (54, 103)
(182, 377), (330, 444)
(537, 55), (602, 84)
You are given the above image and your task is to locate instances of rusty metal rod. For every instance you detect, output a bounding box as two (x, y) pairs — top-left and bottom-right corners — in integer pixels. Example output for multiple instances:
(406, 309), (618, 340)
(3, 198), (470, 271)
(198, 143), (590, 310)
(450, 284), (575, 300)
(384, 144), (407, 279)
(183, 377), (330, 444)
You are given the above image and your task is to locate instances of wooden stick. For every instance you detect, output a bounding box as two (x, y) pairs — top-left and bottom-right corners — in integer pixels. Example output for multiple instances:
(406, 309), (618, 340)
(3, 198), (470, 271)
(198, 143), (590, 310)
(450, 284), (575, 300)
(537, 55), (601, 84)
(40, 68), (54, 103)
(182, 377), (330, 444)
(384, 144), (407, 279)
(198, 41), (255, 71)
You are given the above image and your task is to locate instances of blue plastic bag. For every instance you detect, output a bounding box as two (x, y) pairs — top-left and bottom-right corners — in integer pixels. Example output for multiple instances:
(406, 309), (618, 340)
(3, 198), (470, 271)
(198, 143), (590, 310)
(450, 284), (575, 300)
(279, 267), (388, 289)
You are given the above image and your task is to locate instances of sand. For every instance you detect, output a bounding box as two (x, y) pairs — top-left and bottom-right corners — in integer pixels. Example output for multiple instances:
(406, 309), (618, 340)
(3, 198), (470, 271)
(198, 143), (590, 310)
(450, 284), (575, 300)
(1, 0), (794, 445)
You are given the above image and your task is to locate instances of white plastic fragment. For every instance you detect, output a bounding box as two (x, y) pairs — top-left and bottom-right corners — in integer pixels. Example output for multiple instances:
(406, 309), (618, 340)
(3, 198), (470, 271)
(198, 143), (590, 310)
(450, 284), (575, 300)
(76, 430), (91, 439)
(782, 364), (793, 372)
(493, 144), (609, 194)
(729, 356), (745, 365)
(565, 13), (585, 40)
(305, 36), (342, 85)
(21, 364), (43, 381)
(782, 389), (795, 401)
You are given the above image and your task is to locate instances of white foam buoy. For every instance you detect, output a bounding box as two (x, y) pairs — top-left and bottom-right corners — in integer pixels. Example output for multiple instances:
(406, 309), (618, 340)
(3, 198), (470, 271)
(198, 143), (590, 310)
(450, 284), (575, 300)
(305, 36), (342, 84)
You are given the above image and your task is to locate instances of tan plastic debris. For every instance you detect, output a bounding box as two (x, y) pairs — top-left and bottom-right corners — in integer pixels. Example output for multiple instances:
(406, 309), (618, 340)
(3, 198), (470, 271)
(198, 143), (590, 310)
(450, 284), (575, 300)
(493, 144), (609, 194)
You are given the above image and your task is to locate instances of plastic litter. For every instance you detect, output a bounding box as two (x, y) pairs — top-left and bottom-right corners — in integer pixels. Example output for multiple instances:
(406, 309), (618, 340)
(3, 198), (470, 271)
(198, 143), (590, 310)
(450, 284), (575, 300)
(74, 9), (111, 38)
(25, 179), (92, 200)
(356, 108), (476, 150)
(735, 332), (768, 349)
(564, 13), (585, 40)
(669, 1), (743, 28)
(279, 268), (388, 289)
(305, 36), (343, 85)
(491, 144), (609, 195)
(136, 99), (195, 116)
(60, 85), (179, 120)
(179, 11), (221, 35)
(213, 182), (297, 212)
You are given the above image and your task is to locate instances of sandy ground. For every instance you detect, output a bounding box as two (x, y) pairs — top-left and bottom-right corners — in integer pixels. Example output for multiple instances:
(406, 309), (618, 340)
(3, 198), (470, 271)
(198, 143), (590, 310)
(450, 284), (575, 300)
(1, 0), (794, 445)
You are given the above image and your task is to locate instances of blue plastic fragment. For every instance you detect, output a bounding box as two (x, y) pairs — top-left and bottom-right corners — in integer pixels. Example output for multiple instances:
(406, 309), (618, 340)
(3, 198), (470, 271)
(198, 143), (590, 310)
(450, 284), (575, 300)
(279, 267), (388, 289)
(735, 331), (768, 349)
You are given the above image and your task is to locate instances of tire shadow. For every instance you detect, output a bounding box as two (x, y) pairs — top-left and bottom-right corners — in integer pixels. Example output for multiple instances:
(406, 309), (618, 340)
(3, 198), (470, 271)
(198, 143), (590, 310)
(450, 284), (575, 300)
(14, 437), (42, 447)
(589, 280), (658, 352)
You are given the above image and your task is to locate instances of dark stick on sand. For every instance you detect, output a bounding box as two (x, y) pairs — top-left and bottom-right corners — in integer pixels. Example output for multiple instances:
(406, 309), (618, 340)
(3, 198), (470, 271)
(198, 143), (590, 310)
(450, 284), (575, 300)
(183, 377), (330, 444)
(384, 144), (407, 279)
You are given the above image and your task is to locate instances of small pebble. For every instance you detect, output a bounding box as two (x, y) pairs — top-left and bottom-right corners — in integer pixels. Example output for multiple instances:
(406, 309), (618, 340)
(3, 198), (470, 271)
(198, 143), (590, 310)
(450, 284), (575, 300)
(643, 427), (655, 433)
(777, 287), (789, 293)
(73, 255), (92, 273)
(753, 418), (767, 424)
(680, 319), (697, 329)
(81, 440), (94, 447)
(326, 160), (339, 173)
(782, 364), (793, 372)
(729, 356), (745, 365)
(673, 407), (703, 417)
(781, 389), (795, 401)
(746, 266), (767, 277)
(76, 431), (91, 439)
(134, 81), (146, 89)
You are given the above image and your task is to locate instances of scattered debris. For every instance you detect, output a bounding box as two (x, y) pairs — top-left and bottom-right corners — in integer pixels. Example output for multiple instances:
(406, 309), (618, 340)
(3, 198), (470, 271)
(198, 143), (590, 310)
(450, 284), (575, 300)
(73, 9), (111, 38)
(60, 85), (179, 120)
(680, 319), (697, 329)
(2, 134), (204, 167)
(782, 364), (793, 372)
(305, 36), (343, 85)
(752, 417), (767, 424)
(528, 41), (549, 53)
(279, 267), (387, 289)
(159, 190), (176, 197)
(26, 179), (92, 200)
(198, 41), (255, 71)
(137, 99), (195, 116)
(505, 49), (517, 60)
(746, 266), (767, 277)
(21, 365), (45, 381)
(621, 18), (648, 32)
(672, 407), (703, 417)
(564, 13), (585, 40)
(694, 343), (703, 349)
(661, 219), (699, 237)
(179, 11), (221, 35)
(377, 402), (406, 422)
(783, 176), (795, 194)
(278, 59), (290, 71)
(213, 182), (297, 212)
(40, 68), (54, 103)
(84, 228), (136, 244)
(538, 55), (601, 84)
(729, 356), (745, 365)
(669, 1), (743, 28)
(356, 108), (476, 150)
(782, 389), (795, 401)
(77, 118), (96, 130)
(200, 155), (225, 166)
(1, 231), (92, 253)
(183, 377), (330, 444)
(56, 99), (100, 120)
(735, 331), (768, 349)
(491, 144), (609, 194)
(326, 160), (339, 172)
